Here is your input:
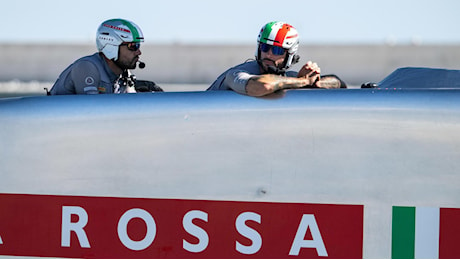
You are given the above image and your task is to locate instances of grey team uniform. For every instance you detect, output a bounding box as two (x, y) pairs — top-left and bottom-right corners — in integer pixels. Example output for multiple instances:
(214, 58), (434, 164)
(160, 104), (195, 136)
(207, 60), (297, 95)
(50, 53), (131, 95)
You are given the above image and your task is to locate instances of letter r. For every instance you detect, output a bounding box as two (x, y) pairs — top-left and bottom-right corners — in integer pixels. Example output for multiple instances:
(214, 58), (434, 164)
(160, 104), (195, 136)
(61, 206), (90, 248)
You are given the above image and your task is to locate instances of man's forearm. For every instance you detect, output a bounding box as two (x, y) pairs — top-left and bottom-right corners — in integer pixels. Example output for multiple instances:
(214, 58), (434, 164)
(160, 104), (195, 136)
(246, 74), (308, 96)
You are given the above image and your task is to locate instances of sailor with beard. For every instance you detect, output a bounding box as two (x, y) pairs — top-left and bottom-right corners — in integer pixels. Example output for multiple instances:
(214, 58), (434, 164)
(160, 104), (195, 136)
(49, 19), (145, 95)
(207, 21), (346, 97)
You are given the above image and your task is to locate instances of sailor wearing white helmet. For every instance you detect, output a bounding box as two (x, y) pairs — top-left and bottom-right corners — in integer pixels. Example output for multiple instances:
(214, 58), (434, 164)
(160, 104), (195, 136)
(207, 21), (346, 97)
(49, 18), (160, 95)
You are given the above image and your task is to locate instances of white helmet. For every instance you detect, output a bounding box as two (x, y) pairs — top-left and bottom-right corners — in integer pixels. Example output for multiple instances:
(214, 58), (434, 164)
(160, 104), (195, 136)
(96, 19), (144, 61)
(256, 21), (300, 72)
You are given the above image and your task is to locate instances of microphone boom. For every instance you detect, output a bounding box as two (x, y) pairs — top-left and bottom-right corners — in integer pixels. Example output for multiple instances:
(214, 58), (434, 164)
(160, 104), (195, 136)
(138, 61), (145, 69)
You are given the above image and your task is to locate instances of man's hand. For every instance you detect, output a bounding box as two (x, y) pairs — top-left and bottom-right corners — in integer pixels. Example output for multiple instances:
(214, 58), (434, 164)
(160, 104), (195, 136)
(316, 76), (342, 89)
(297, 61), (321, 86)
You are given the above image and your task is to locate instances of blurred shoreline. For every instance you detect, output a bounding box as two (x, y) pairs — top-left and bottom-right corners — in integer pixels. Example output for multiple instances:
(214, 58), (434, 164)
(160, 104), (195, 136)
(1, 43), (459, 95)
(0, 81), (210, 98)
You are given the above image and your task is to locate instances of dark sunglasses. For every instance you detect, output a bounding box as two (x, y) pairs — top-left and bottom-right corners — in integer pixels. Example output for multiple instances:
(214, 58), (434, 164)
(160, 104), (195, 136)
(122, 42), (141, 51)
(259, 43), (286, 55)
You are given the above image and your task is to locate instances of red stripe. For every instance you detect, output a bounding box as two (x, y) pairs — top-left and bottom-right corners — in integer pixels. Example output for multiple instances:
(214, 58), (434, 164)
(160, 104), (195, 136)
(103, 24), (130, 33)
(0, 193), (363, 258)
(439, 208), (460, 258)
(273, 25), (291, 47)
(286, 34), (298, 39)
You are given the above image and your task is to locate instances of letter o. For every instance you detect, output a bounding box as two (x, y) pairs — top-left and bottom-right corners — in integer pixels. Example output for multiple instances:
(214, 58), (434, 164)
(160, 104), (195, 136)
(117, 208), (156, 251)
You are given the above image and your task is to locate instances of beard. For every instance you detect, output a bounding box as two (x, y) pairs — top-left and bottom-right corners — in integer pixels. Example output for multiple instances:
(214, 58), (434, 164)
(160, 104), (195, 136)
(260, 58), (286, 75)
(262, 58), (284, 69)
(115, 57), (138, 70)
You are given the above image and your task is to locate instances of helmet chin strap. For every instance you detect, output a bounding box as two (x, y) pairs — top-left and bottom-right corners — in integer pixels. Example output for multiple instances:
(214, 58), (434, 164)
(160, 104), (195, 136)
(112, 46), (130, 71)
(256, 58), (287, 75)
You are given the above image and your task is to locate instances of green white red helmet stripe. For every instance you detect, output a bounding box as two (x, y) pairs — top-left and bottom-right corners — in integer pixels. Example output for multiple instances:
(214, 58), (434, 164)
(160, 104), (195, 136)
(103, 19), (143, 43)
(256, 21), (300, 71)
(260, 21), (296, 48)
(260, 21), (279, 45)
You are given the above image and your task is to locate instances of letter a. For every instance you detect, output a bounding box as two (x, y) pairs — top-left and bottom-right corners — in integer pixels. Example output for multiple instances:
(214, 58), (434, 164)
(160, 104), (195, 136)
(289, 214), (327, 257)
(61, 206), (90, 248)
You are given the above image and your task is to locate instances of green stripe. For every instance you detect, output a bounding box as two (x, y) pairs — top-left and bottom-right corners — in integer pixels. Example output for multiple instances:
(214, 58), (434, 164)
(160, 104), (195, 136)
(260, 21), (277, 42)
(105, 19), (141, 41)
(119, 19), (142, 42)
(392, 206), (416, 259)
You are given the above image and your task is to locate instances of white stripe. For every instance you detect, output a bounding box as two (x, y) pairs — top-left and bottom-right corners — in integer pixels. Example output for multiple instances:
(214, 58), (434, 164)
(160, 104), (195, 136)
(267, 23), (282, 44)
(415, 207), (440, 259)
(0, 234), (2, 244)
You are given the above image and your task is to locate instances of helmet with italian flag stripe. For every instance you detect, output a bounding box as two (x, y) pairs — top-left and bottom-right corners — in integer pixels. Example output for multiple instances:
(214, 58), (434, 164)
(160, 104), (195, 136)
(256, 21), (300, 71)
(96, 19), (144, 61)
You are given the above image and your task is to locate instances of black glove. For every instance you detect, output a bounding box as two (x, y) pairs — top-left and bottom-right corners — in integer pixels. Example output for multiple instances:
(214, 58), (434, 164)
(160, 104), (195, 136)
(135, 80), (164, 92)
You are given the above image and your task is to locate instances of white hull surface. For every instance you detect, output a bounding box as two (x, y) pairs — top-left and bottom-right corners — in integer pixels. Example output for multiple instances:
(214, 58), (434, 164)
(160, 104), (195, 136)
(1, 87), (459, 258)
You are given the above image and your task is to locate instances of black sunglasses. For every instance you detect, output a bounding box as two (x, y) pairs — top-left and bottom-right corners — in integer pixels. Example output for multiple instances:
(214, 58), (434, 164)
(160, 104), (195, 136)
(122, 42), (141, 52)
(259, 43), (286, 55)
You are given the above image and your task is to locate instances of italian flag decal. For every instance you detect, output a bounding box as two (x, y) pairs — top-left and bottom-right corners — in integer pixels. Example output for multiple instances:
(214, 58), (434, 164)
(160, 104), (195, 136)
(392, 206), (460, 259)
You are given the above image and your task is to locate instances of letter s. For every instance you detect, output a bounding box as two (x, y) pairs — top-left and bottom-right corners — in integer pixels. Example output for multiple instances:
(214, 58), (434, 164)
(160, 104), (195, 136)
(235, 212), (262, 255)
(183, 210), (209, 253)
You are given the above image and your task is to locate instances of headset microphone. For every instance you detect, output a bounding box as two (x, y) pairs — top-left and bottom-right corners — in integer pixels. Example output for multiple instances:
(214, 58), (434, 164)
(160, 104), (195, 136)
(138, 61), (145, 69)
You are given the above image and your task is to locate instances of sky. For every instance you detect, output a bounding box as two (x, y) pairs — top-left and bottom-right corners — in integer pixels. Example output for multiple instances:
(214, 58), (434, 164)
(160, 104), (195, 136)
(3, 0), (460, 45)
